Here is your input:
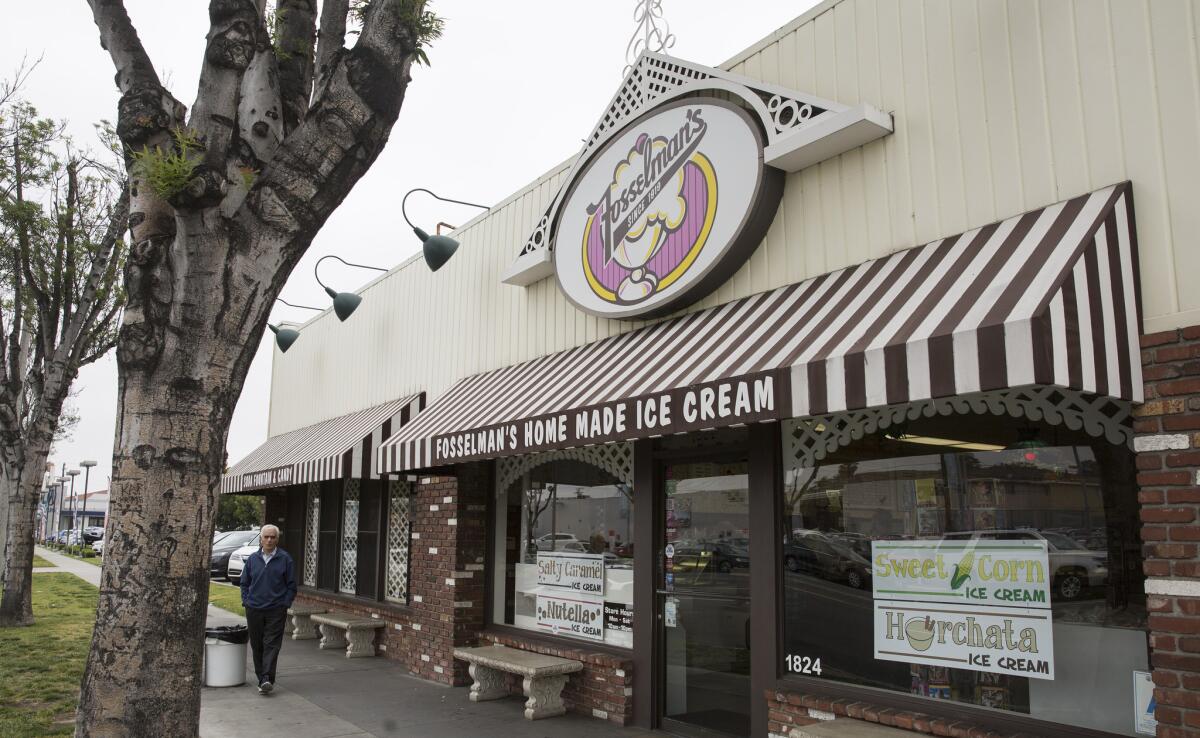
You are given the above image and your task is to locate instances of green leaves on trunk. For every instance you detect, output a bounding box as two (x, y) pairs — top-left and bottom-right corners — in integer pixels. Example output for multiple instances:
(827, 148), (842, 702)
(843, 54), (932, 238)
(129, 127), (202, 201)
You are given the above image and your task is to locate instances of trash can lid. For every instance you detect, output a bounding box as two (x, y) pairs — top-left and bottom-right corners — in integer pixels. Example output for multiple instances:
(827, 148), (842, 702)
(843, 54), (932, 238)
(205, 624), (249, 644)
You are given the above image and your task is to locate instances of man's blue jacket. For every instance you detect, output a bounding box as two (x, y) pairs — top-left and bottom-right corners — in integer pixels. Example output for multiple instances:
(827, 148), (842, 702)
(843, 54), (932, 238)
(240, 548), (297, 610)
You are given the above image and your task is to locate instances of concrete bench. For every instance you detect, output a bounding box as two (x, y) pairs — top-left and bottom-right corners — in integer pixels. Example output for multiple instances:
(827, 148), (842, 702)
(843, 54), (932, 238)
(454, 644), (583, 720)
(310, 611), (385, 658)
(287, 604), (328, 640)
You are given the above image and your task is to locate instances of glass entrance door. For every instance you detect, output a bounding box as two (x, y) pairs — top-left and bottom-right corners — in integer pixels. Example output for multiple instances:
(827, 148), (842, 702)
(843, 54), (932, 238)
(659, 460), (751, 737)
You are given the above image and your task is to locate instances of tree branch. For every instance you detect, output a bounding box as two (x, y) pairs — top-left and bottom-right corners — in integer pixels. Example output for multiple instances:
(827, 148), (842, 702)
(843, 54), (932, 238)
(312, 0), (348, 102)
(188, 0), (260, 198)
(240, 0), (424, 253)
(85, 0), (160, 94)
(277, 0), (317, 133)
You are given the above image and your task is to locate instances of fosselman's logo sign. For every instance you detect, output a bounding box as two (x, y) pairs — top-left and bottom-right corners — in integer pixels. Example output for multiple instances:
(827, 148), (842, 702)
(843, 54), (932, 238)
(554, 98), (782, 319)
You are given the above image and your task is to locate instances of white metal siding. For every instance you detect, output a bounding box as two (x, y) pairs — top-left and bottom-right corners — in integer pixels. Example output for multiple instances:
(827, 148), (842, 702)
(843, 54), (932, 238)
(268, 0), (1200, 436)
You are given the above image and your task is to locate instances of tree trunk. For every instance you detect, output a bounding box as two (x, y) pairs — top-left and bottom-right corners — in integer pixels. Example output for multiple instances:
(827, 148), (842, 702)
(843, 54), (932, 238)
(75, 223), (256, 736)
(0, 466), (14, 602)
(0, 435), (53, 626)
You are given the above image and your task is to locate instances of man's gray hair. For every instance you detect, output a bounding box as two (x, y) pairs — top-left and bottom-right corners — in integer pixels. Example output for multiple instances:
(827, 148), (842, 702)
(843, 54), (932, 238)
(261, 524), (280, 537)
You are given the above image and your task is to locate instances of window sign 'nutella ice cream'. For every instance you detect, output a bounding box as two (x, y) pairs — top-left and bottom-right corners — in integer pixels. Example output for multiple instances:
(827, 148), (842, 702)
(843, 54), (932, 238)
(870, 539), (1055, 680)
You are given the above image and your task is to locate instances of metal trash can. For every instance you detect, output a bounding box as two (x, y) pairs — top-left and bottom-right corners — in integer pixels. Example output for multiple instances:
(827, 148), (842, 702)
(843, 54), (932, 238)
(204, 625), (249, 687)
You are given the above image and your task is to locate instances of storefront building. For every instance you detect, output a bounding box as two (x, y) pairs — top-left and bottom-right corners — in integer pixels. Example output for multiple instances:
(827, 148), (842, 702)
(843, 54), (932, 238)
(223, 2), (1200, 736)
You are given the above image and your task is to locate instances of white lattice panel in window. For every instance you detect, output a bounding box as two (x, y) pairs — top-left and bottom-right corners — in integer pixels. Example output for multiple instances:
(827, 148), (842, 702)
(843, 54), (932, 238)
(385, 480), (412, 604)
(303, 483), (319, 587)
(783, 387), (1134, 470)
(339, 479), (360, 594)
(496, 441), (634, 494)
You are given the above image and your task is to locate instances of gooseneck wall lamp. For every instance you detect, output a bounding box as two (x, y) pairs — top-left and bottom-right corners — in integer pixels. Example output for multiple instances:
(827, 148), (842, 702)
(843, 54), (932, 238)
(268, 298), (322, 353)
(402, 188), (490, 272)
(314, 255), (387, 321)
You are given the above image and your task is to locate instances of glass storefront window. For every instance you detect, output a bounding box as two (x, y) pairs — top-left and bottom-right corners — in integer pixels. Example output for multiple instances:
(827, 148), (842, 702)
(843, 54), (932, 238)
(779, 413), (1146, 736)
(493, 455), (634, 648)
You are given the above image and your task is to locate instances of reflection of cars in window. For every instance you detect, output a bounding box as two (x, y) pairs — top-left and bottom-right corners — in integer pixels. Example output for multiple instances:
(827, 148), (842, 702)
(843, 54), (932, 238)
(943, 529), (1108, 600)
(783, 530), (871, 589)
(672, 541), (750, 574)
(534, 533), (580, 551)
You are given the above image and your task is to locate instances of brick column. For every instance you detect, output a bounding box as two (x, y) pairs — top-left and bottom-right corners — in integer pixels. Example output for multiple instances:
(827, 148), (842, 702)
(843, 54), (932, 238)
(1135, 326), (1200, 738)
(405, 463), (490, 685)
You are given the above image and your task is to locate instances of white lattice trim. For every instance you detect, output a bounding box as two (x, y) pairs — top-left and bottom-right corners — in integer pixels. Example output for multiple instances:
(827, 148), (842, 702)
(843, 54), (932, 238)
(783, 387), (1134, 469)
(496, 442), (634, 493)
(513, 52), (846, 262)
(339, 479), (360, 594)
(385, 479), (412, 603)
(303, 483), (319, 587)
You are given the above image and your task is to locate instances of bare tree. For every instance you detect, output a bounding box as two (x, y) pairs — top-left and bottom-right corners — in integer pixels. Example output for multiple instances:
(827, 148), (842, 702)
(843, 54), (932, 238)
(76, 0), (441, 733)
(0, 98), (127, 626)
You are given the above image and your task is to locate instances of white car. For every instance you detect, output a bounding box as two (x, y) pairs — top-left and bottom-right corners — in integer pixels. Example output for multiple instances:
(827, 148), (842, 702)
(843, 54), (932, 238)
(535, 533), (580, 551)
(225, 537), (260, 585)
(91, 539), (105, 556)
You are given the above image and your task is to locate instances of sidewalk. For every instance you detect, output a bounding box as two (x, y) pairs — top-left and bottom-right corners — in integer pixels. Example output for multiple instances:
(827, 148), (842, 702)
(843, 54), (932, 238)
(32, 547), (647, 737)
(34, 545), (245, 626)
(200, 635), (655, 738)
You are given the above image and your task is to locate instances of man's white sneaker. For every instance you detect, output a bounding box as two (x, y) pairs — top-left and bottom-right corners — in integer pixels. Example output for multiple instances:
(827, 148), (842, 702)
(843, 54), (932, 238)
(260, 681), (273, 694)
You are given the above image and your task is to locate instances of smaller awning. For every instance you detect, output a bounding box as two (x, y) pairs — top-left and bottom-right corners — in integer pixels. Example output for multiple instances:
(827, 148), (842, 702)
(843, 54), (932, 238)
(378, 182), (1140, 474)
(222, 393), (424, 493)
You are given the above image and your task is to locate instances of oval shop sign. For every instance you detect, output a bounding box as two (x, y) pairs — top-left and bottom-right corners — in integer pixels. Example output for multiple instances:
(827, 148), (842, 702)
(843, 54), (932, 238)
(554, 98), (783, 320)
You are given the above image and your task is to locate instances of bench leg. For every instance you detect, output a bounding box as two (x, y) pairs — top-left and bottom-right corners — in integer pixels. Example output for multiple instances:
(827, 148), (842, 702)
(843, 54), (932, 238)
(345, 628), (377, 658)
(290, 614), (320, 641)
(523, 674), (570, 720)
(318, 624), (348, 651)
(468, 664), (508, 702)
(283, 615), (295, 636)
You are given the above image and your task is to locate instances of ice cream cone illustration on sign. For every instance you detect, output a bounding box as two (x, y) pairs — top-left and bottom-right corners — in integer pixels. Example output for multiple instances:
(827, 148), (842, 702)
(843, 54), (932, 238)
(582, 109), (717, 305)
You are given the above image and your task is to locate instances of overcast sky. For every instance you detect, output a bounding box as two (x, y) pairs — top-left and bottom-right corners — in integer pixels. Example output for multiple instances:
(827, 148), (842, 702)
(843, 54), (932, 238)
(2, 0), (817, 490)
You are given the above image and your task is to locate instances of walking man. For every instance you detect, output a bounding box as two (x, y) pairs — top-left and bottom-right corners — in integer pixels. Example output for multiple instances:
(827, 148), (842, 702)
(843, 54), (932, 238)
(240, 524), (296, 694)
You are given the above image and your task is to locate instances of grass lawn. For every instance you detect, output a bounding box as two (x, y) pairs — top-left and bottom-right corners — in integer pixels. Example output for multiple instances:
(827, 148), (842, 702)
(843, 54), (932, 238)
(0, 573), (96, 737)
(31, 555), (53, 568)
(207, 581), (245, 618)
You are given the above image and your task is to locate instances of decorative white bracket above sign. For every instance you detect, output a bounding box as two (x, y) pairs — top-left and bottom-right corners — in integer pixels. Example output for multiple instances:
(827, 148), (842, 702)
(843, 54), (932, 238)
(501, 52), (893, 295)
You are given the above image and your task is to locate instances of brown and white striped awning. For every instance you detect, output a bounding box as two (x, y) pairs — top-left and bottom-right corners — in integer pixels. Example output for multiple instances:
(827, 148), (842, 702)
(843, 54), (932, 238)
(222, 393), (424, 493)
(378, 182), (1140, 474)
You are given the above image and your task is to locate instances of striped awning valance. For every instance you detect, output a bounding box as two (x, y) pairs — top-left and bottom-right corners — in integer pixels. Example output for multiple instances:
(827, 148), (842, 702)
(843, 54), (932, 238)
(378, 182), (1140, 474)
(222, 393), (424, 493)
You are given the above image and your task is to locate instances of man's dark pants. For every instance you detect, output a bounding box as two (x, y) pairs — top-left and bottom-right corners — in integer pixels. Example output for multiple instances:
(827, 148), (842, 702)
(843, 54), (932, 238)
(246, 606), (288, 685)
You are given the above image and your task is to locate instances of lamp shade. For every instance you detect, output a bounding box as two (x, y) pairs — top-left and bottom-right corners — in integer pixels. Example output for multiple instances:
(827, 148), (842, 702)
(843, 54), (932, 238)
(415, 227), (459, 272)
(268, 324), (300, 353)
(324, 286), (362, 322)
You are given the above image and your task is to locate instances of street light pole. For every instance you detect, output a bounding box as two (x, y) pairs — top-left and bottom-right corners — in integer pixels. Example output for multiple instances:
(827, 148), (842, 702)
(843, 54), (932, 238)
(67, 469), (80, 550)
(80, 461), (97, 542)
(55, 476), (69, 544)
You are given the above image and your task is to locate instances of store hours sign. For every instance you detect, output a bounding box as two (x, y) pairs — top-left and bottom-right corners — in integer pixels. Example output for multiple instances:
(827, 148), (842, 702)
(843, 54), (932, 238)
(554, 98), (783, 320)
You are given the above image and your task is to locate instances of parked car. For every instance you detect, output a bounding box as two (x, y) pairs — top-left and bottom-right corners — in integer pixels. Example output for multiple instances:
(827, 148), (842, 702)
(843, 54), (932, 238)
(91, 539), (105, 556)
(672, 540), (750, 574)
(783, 530), (872, 589)
(535, 533), (580, 551)
(225, 535), (261, 585)
(82, 526), (105, 544)
(943, 529), (1109, 600)
(210, 530), (261, 579)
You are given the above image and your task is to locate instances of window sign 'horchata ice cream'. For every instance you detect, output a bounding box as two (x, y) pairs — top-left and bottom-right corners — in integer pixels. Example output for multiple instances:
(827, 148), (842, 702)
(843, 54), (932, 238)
(871, 540), (1056, 680)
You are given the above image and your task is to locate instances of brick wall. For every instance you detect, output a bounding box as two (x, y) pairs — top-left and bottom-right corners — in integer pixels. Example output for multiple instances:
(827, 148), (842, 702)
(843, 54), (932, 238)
(481, 631), (634, 725)
(1135, 325), (1200, 738)
(293, 464), (491, 686)
(767, 690), (1029, 738)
